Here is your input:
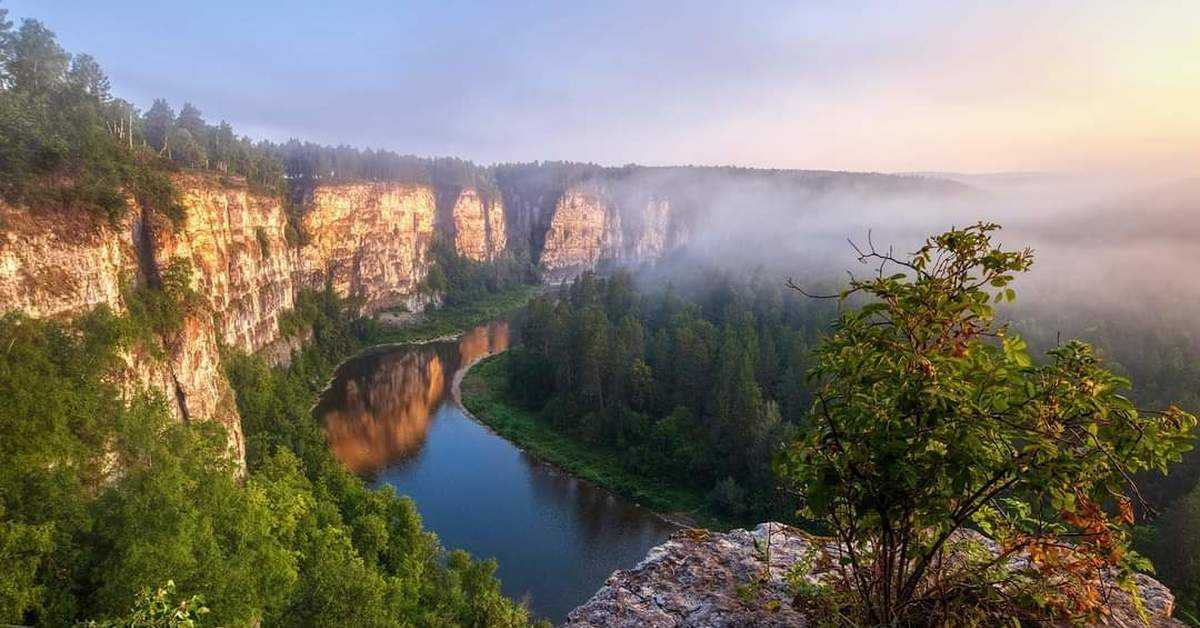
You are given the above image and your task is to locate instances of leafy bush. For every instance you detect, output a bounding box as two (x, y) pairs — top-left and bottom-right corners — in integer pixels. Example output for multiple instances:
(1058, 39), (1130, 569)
(776, 223), (1196, 624)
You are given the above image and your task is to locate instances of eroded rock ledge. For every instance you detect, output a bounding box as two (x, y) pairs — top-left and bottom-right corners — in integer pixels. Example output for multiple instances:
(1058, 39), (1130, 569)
(565, 523), (1180, 627)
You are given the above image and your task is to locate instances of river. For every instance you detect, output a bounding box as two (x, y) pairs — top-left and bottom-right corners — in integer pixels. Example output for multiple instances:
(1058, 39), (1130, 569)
(315, 320), (677, 622)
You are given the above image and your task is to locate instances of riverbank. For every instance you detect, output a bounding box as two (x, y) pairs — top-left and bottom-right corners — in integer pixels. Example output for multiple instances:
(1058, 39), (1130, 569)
(459, 353), (741, 530)
(369, 285), (538, 346)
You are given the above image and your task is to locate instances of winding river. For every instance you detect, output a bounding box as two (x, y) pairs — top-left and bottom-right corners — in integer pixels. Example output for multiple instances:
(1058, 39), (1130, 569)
(315, 320), (676, 622)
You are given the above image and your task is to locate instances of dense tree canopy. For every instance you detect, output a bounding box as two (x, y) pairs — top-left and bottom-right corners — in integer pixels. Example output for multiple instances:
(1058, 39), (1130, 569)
(505, 270), (838, 520)
(0, 284), (542, 626)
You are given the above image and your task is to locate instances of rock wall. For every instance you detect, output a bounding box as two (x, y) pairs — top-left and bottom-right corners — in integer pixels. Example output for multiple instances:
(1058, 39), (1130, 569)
(535, 183), (683, 282)
(567, 523), (1182, 627)
(298, 182), (437, 312)
(0, 195), (245, 464)
(450, 188), (507, 262)
(152, 173), (296, 354)
(537, 185), (625, 282)
(0, 202), (139, 318)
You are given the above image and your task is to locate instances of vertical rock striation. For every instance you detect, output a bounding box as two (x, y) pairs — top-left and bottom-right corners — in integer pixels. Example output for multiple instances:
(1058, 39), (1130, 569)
(152, 173), (297, 354)
(298, 183), (437, 312)
(537, 184), (625, 282)
(0, 169), (691, 470)
(450, 187), (507, 261)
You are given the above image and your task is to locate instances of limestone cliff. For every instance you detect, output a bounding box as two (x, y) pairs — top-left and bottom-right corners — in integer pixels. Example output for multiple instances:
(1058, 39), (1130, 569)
(567, 523), (1181, 627)
(0, 201), (138, 318)
(0, 196), (244, 464)
(537, 185), (624, 282)
(450, 187), (507, 261)
(0, 170), (690, 470)
(535, 183), (683, 282)
(152, 173), (297, 354)
(298, 182), (437, 312)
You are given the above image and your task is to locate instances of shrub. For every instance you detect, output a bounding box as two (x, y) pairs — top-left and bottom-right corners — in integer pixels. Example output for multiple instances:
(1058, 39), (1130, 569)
(777, 223), (1195, 624)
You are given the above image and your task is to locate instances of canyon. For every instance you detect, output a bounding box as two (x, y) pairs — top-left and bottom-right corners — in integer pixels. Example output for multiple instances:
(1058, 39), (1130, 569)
(0, 169), (691, 468)
(1, 166), (1188, 624)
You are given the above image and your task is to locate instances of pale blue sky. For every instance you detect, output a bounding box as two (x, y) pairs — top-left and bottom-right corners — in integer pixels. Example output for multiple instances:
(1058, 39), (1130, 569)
(10, 1), (1199, 175)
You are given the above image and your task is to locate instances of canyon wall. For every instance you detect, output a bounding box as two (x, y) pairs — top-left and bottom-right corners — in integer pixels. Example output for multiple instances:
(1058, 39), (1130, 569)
(153, 173), (297, 354)
(298, 183), (438, 312)
(0, 195), (245, 464)
(533, 183), (684, 282)
(450, 188), (507, 262)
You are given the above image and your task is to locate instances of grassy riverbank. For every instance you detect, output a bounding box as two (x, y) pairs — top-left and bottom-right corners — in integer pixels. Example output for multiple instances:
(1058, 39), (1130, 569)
(370, 284), (539, 345)
(460, 353), (741, 530)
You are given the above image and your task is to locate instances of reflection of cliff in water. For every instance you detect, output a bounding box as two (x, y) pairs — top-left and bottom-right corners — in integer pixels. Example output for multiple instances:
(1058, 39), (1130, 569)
(319, 321), (511, 476)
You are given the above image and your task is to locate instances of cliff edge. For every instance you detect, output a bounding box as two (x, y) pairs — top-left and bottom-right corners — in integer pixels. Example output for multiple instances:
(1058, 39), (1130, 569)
(565, 523), (1180, 627)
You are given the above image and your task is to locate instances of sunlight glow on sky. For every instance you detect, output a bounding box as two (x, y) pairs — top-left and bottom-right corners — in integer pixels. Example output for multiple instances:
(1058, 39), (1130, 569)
(11, 0), (1200, 175)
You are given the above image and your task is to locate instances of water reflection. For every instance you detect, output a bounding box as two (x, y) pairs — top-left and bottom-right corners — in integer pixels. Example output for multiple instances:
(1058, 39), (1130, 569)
(316, 319), (675, 621)
(320, 321), (510, 475)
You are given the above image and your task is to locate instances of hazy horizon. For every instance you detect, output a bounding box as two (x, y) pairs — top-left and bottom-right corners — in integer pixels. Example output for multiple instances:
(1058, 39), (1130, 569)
(9, 0), (1198, 179)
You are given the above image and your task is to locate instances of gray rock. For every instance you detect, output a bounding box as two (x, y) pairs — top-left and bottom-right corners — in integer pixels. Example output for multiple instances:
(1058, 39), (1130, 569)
(565, 523), (1181, 627)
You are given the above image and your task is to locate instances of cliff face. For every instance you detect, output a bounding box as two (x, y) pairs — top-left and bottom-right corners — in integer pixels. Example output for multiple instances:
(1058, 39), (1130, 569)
(535, 184), (683, 282)
(0, 170), (691, 470)
(450, 188), (507, 262)
(0, 202), (138, 318)
(567, 523), (1182, 627)
(0, 197), (245, 464)
(537, 185), (624, 282)
(298, 183), (437, 312)
(152, 174), (297, 354)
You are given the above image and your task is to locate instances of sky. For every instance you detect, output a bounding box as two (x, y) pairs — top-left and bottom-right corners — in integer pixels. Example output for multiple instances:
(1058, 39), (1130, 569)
(10, 0), (1200, 176)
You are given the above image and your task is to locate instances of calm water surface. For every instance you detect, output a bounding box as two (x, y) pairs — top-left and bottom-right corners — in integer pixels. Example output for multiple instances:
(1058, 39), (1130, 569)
(316, 321), (676, 622)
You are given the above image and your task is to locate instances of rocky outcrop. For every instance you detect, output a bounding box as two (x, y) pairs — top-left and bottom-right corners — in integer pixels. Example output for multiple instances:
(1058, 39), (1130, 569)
(152, 173), (296, 354)
(451, 188), (507, 261)
(566, 523), (1181, 627)
(298, 182), (437, 312)
(534, 184), (685, 282)
(538, 185), (625, 282)
(0, 196), (245, 464)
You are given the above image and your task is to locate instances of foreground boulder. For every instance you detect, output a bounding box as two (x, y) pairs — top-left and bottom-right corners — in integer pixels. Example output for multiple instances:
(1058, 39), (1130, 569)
(565, 523), (1180, 627)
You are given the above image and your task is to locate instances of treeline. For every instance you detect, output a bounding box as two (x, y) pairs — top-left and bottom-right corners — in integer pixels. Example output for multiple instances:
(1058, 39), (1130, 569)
(0, 10), (506, 222)
(140, 99), (282, 192)
(0, 10), (279, 219)
(0, 282), (540, 625)
(0, 12), (173, 220)
(505, 270), (837, 519)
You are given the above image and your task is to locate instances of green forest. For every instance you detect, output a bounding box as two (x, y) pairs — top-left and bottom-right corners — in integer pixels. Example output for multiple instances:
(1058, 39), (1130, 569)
(0, 276), (545, 625)
(4, 4), (1200, 626)
(482, 246), (1200, 619)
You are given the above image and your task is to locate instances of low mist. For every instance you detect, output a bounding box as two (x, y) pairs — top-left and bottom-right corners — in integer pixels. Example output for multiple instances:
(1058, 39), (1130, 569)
(597, 168), (1200, 357)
